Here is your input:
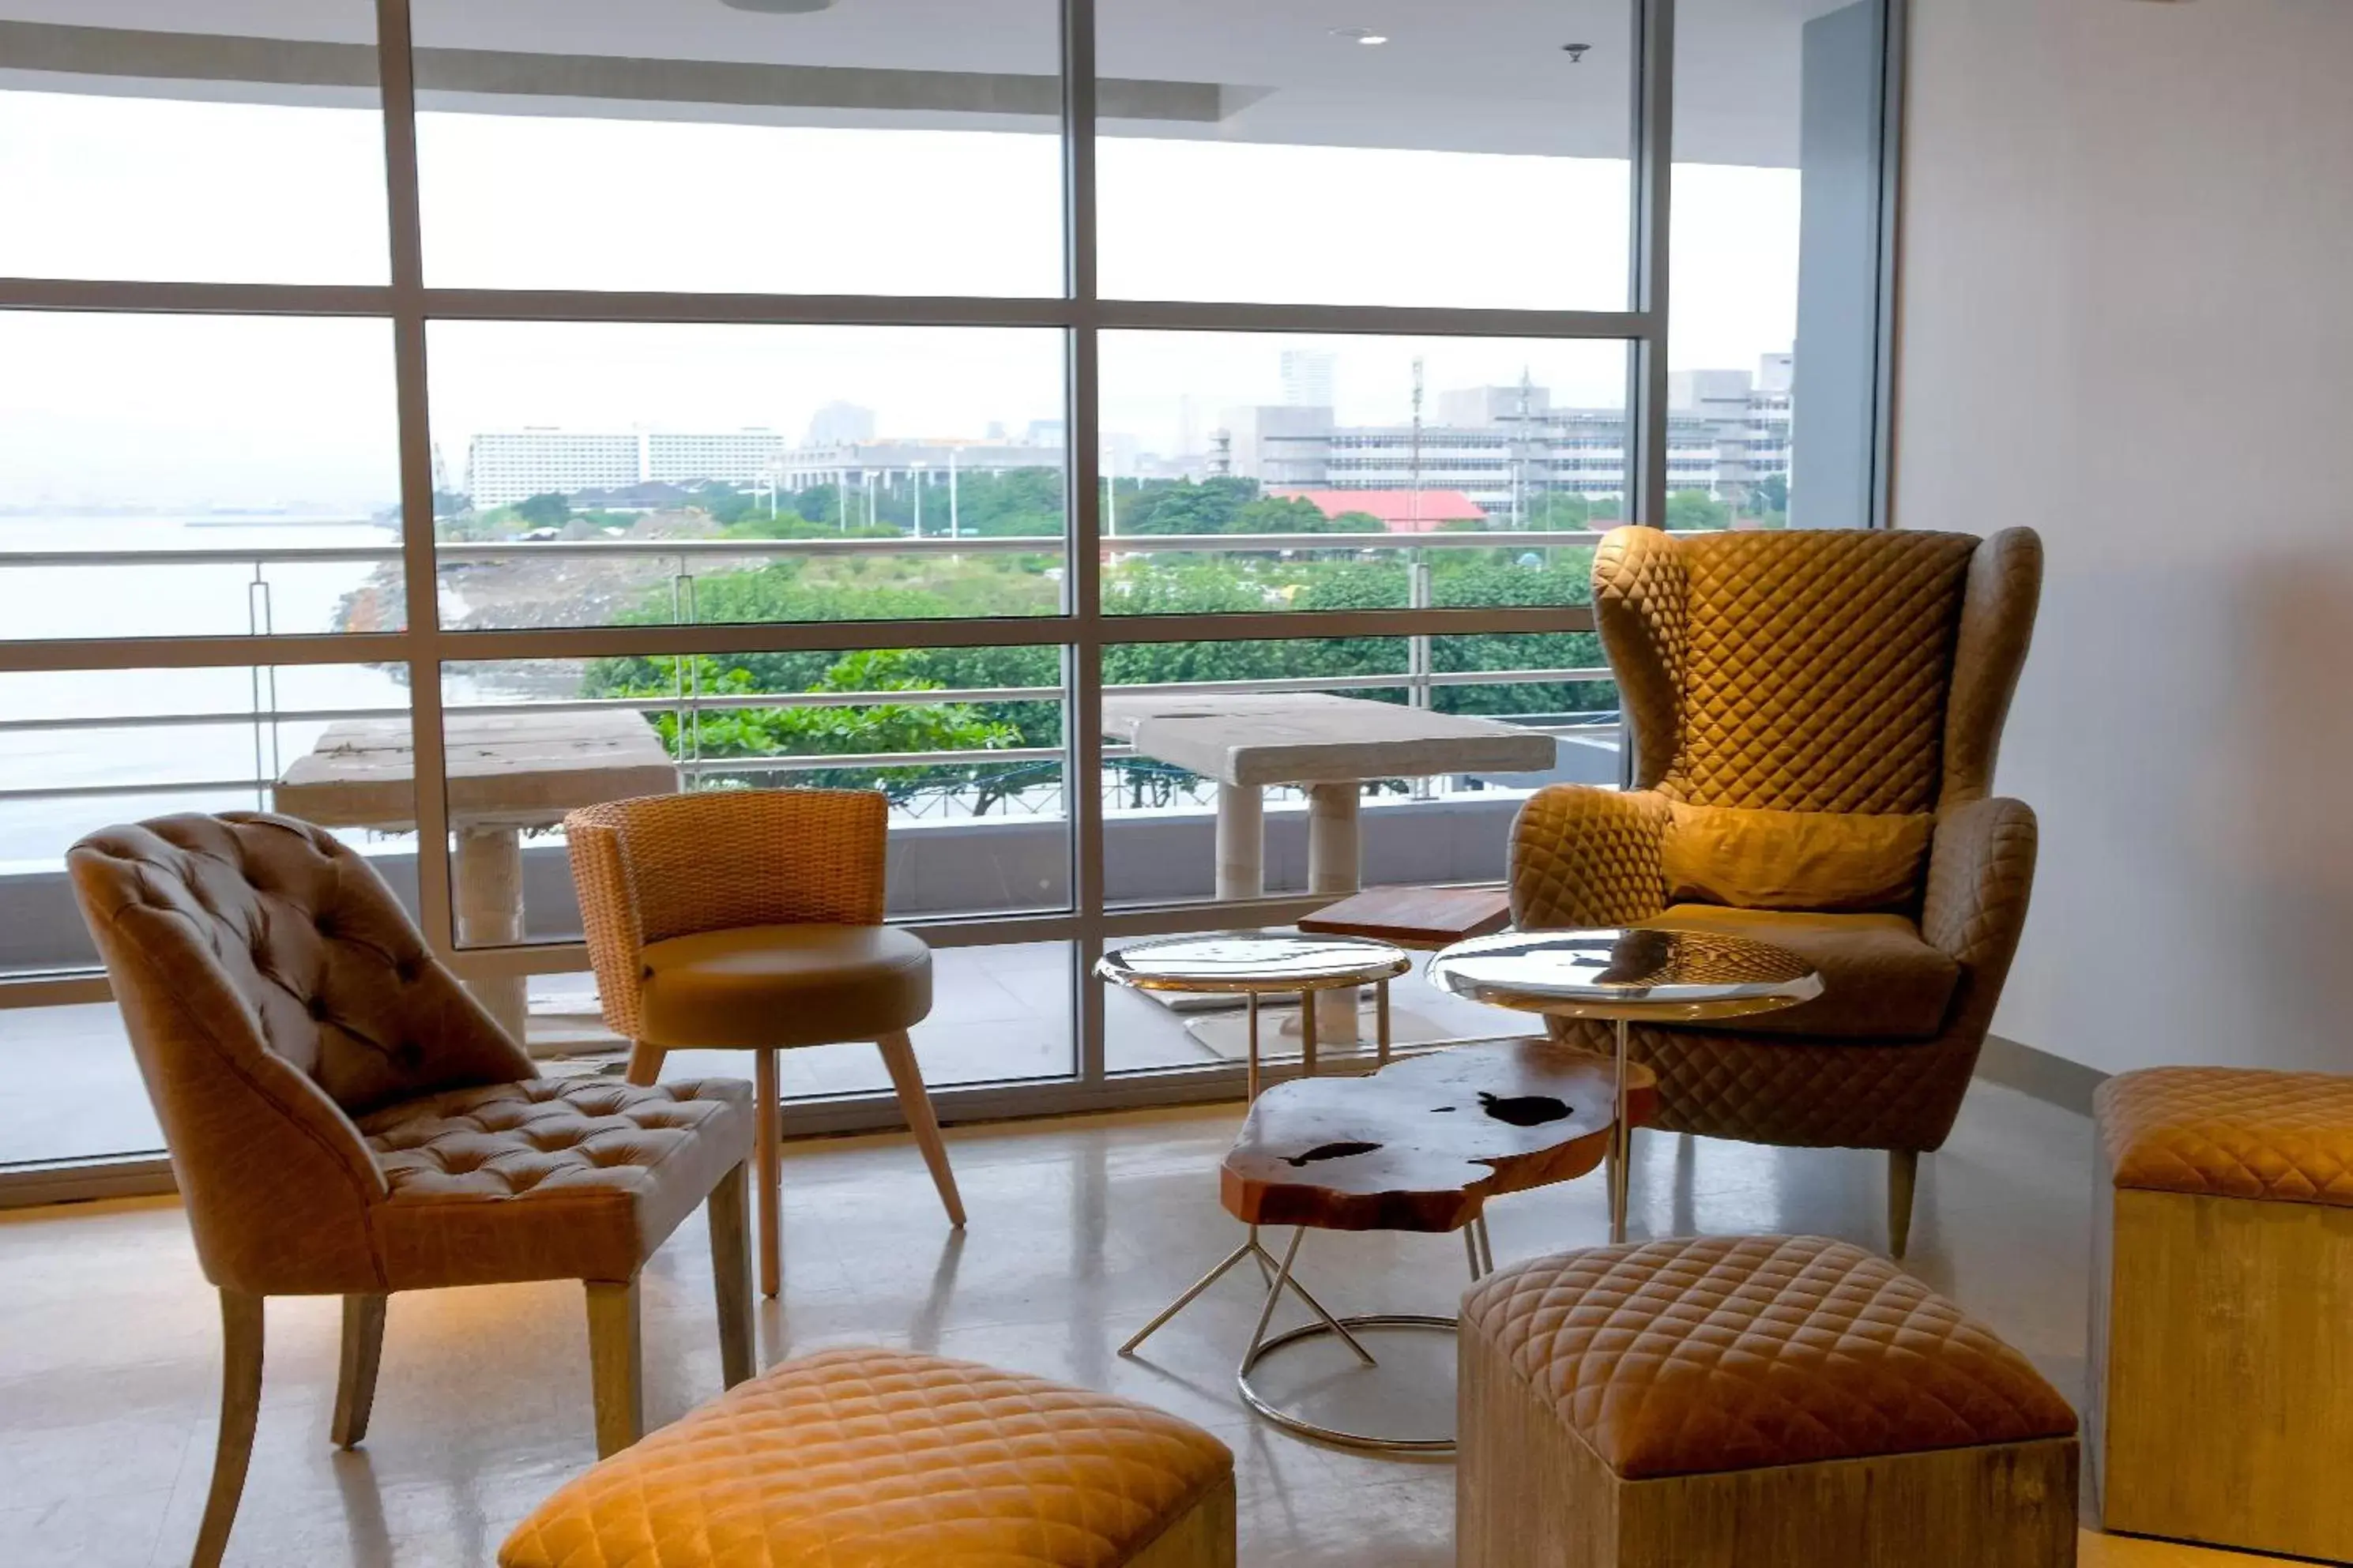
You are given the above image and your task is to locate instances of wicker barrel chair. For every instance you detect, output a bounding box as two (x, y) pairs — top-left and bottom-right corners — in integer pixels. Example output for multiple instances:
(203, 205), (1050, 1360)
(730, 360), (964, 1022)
(567, 788), (964, 1301)
(1512, 525), (2041, 1256)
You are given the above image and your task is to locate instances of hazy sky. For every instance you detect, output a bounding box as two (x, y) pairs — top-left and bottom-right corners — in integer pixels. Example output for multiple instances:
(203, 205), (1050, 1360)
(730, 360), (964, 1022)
(0, 90), (1799, 508)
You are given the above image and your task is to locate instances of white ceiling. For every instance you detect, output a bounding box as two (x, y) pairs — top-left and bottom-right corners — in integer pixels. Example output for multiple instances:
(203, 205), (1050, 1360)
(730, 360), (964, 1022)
(0, 0), (1854, 166)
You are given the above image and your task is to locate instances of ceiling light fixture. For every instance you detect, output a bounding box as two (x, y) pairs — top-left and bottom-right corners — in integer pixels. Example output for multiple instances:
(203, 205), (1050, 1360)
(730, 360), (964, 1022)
(721, 0), (837, 13)
(1331, 27), (1389, 45)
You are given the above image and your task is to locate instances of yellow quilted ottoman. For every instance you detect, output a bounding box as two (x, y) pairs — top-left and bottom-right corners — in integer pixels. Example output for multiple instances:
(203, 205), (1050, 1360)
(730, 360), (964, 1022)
(499, 1347), (1236, 1567)
(2092, 1067), (2353, 1562)
(1458, 1235), (2079, 1568)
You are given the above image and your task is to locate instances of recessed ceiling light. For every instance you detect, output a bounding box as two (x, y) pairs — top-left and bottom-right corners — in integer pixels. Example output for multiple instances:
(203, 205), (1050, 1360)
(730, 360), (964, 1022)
(1331, 27), (1389, 45)
(722, 0), (836, 13)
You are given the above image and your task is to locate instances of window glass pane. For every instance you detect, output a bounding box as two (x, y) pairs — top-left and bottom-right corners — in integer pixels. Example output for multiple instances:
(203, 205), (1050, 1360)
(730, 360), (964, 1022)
(411, 0), (1064, 295)
(0, 1005), (163, 1164)
(0, 313), (404, 641)
(0, 664), (413, 941)
(1097, 0), (1632, 309)
(1672, 0), (1888, 529)
(426, 322), (1067, 628)
(1098, 636), (1594, 908)
(439, 649), (1067, 954)
(662, 942), (1076, 1098)
(1098, 332), (1626, 611)
(0, 3), (388, 283)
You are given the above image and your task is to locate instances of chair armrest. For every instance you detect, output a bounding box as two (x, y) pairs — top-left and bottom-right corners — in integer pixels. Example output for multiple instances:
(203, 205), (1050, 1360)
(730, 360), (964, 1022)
(565, 807), (649, 1041)
(1508, 786), (1672, 930)
(1920, 796), (2039, 976)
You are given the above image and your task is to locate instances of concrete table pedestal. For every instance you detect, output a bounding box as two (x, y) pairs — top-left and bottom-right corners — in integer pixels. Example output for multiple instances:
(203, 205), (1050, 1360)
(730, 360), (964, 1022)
(1110, 693), (1555, 1045)
(276, 711), (678, 1043)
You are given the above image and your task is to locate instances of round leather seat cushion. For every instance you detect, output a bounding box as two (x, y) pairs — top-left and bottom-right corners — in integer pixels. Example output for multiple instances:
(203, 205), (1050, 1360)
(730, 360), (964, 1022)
(638, 923), (932, 1049)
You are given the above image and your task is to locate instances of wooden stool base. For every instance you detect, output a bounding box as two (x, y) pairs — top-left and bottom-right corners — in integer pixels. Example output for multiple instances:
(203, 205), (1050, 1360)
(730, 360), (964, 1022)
(1460, 1345), (2077, 1568)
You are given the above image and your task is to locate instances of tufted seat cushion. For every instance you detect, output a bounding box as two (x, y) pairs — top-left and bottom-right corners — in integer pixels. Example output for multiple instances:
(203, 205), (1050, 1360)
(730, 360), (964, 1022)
(2098, 1066), (2353, 1207)
(1461, 1234), (2077, 1480)
(361, 1077), (752, 1288)
(638, 923), (932, 1051)
(1638, 904), (1960, 1040)
(499, 1346), (1236, 1568)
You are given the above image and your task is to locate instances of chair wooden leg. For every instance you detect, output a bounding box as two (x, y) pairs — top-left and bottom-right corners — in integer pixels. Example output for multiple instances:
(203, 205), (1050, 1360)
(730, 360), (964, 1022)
(707, 1161), (755, 1388)
(329, 1292), (387, 1450)
(193, 1289), (264, 1568)
(584, 1279), (643, 1459)
(755, 1047), (781, 1299)
(879, 1030), (966, 1228)
(624, 1040), (668, 1086)
(1889, 1149), (1920, 1258)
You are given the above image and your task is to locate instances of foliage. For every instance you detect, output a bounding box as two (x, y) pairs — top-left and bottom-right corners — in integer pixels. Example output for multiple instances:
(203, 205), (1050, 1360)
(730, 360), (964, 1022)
(514, 492), (571, 529)
(1666, 488), (1734, 531)
(592, 648), (1033, 810)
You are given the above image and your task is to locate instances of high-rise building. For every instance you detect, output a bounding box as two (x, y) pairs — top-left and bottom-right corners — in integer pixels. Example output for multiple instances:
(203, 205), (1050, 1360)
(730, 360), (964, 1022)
(804, 401), (879, 446)
(1226, 356), (1794, 517)
(1280, 350), (1337, 411)
(464, 428), (789, 507)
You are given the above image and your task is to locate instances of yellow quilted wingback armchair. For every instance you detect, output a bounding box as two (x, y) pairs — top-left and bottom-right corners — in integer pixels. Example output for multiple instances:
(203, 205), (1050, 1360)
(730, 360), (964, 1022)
(1512, 525), (2041, 1255)
(567, 788), (965, 1300)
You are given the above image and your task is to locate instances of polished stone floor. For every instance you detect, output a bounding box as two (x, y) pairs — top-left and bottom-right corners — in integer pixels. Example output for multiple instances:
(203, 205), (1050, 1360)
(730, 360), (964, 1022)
(0, 1081), (2285, 1566)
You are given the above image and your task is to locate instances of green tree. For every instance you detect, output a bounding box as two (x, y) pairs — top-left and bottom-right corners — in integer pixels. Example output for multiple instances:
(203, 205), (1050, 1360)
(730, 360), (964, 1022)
(514, 492), (571, 528)
(1666, 489), (1733, 531)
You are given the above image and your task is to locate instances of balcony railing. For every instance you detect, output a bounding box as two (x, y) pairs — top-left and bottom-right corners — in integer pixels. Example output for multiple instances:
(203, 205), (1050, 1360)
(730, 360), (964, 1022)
(0, 526), (1629, 814)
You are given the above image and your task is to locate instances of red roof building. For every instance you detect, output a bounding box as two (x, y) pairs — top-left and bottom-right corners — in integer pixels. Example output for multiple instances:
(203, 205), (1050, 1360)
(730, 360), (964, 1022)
(1272, 488), (1490, 533)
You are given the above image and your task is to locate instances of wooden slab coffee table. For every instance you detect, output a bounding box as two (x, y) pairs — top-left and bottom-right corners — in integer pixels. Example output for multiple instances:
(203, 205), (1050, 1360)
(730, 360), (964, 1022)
(1123, 1040), (1657, 1453)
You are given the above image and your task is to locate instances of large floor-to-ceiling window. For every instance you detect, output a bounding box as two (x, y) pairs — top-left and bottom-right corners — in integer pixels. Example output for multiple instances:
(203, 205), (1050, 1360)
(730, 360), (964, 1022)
(0, 0), (1899, 1194)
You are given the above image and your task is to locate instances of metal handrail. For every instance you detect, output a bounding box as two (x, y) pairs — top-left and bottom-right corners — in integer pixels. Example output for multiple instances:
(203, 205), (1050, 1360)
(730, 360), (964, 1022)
(0, 528), (1634, 570)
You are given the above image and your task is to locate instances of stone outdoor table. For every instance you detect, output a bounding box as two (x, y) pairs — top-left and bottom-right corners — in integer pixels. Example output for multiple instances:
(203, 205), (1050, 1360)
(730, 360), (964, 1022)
(1101, 692), (1556, 1042)
(275, 710), (677, 1043)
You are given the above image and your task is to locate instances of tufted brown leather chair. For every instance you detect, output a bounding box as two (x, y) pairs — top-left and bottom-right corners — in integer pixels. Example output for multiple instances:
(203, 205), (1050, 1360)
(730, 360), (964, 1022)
(1512, 526), (2040, 1257)
(66, 812), (757, 1568)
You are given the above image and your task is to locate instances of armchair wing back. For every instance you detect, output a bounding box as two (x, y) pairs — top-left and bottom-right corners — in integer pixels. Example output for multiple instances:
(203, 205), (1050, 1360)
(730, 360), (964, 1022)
(1595, 525), (2040, 812)
(66, 812), (534, 1293)
(567, 788), (889, 1042)
(1508, 529), (2043, 1249)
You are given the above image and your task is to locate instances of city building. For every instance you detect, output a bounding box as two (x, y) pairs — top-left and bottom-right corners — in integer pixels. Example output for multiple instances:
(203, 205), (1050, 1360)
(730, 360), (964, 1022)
(464, 427), (790, 507)
(805, 400), (878, 446)
(1280, 350), (1337, 409)
(1219, 357), (1794, 520)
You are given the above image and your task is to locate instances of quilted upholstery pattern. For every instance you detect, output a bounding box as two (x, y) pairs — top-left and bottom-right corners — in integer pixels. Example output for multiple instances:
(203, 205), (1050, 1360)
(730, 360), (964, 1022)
(2098, 1067), (2353, 1208)
(1591, 527), (1688, 788)
(499, 1347), (1235, 1568)
(362, 1077), (751, 1288)
(1649, 530), (1977, 813)
(1508, 785), (1670, 930)
(1461, 1235), (2076, 1480)
(1545, 1017), (1982, 1148)
(1512, 534), (2041, 1157)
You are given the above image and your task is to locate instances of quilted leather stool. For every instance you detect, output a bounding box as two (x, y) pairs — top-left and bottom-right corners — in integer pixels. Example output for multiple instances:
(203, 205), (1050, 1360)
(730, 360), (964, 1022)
(499, 1346), (1237, 1567)
(1458, 1235), (2079, 1568)
(2092, 1068), (2353, 1562)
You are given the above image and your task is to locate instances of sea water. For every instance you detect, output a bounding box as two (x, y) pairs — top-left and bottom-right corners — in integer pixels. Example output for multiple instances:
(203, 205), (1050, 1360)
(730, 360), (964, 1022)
(0, 513), (440, 870)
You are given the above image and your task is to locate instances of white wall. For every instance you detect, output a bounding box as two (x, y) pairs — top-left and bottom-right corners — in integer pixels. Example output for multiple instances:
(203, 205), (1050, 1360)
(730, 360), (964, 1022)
(1896, 0), (2353, 1074)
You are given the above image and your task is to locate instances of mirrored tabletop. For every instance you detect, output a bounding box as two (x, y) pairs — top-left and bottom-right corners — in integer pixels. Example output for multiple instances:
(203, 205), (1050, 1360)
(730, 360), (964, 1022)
(1097, 932), (1412, 995)
(1425, 927), (1822, 1023)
